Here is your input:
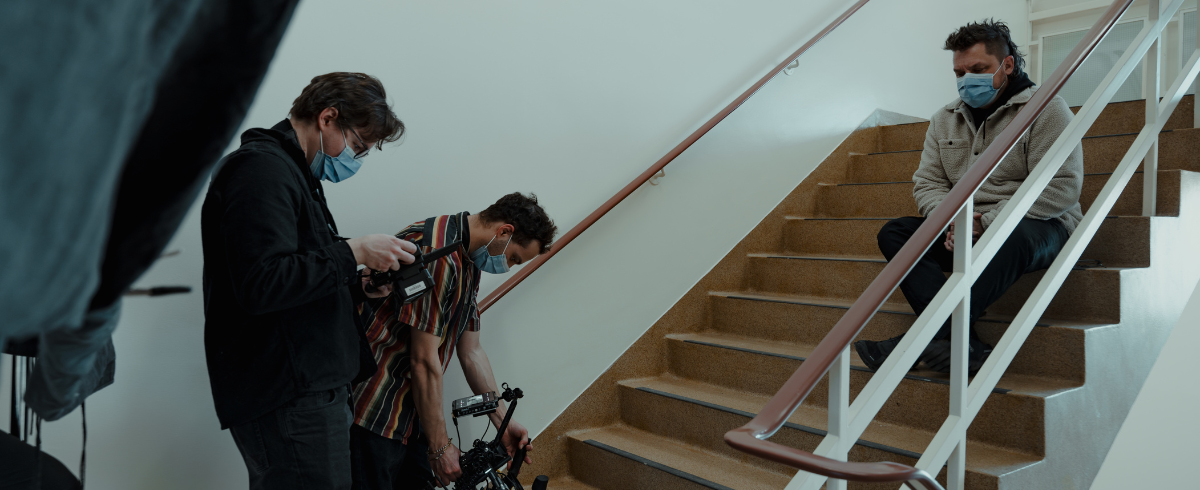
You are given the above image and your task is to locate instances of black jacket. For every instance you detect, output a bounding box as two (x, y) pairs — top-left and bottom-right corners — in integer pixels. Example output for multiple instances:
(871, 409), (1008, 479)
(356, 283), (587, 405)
(201, 119), (367, 429)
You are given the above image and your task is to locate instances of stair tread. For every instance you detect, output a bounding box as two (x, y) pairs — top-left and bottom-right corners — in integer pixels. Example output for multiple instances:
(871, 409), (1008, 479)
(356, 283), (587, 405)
(531, 477), (599, 490)
(570, 424), (791, 489)
(619, 375), (1042, 476)
(746, 252), (1139, 271)
(666, 331), (1079, 396)
(707, 290), (1114, 330)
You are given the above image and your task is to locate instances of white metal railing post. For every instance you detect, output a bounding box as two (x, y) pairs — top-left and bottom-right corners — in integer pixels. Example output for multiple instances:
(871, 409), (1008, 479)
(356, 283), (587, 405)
(828, 346), (851, 490)
(1145, 0), (1161, 216)
(947, 202), (972, 490)
(1196, 2), (1200, 129)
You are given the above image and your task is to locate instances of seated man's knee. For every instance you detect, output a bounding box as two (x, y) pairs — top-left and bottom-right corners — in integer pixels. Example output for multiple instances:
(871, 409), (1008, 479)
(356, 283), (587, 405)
(878, 218), (915, 259)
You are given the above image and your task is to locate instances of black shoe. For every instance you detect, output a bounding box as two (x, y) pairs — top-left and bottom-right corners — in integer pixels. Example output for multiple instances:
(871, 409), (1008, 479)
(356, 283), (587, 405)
(854, 335), (906, 372)
(919, 338), (993, 375)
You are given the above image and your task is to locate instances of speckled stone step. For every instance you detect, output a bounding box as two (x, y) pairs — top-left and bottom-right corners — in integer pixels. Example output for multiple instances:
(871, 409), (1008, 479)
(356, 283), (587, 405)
(779, 215), (1150, 268)
(809, 170), (1182, 218)
(568, 424), (790, 490)
(848, 128), (1200, 185)
(664, 331), (1072, 458)
(618, 376), (1043, 490)
(871, 95), (1197, 153)
(742, 254), (1124, 324)
(703, 292), (1093, 383)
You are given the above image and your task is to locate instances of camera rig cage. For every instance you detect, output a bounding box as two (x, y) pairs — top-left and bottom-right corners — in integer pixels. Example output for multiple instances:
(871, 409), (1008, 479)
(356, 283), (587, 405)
(447, 384), (547, 490)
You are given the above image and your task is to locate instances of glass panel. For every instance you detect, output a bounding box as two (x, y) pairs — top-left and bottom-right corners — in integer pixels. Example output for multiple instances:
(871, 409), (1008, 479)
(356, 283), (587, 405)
(1043, 20), (1145, 107)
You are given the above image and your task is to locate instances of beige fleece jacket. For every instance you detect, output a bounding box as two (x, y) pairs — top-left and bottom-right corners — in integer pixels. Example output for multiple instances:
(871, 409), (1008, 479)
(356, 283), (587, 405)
(913, 87), (1084, 233)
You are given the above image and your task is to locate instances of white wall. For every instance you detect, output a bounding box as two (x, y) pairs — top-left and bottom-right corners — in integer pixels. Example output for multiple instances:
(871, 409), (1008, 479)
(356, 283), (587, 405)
(1091, 278), (1200, 489)
(0, 1), (1059, 488)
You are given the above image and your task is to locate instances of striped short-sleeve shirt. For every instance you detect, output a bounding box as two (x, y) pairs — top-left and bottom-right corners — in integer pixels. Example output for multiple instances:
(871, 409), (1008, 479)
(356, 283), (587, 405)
(351, 212), (481, 441)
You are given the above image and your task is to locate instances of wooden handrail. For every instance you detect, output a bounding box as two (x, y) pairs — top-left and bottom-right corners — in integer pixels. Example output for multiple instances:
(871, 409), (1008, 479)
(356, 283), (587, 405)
(723, 0), (1134, 487)
(477, 0), (872, 313)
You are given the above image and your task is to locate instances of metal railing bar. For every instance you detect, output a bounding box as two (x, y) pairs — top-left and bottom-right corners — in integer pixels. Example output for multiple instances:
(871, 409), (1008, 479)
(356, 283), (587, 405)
(476, 0), (872, 313)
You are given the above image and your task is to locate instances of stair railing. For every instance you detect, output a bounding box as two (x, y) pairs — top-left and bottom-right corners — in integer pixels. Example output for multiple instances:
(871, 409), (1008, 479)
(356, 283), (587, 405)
(725, 0), (1200, 489)
(476, 0), (872, 313)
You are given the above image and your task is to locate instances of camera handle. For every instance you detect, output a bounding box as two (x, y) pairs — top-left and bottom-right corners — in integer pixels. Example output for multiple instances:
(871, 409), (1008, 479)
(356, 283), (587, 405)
(491, 384), (523, 446)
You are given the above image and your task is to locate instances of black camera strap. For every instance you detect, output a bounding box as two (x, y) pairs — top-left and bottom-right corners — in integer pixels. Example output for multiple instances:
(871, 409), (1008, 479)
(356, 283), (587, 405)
(422, 241), (462, 264)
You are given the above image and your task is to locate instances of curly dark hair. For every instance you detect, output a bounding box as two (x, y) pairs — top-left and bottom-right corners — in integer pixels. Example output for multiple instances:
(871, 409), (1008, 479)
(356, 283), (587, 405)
(291, 72), (405, 150)
(480, 193), (557, 254)
(944, 19), (1026, 76)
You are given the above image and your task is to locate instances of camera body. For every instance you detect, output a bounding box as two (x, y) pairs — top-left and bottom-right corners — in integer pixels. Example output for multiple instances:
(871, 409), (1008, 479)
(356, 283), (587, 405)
(367, 240), (461, 304)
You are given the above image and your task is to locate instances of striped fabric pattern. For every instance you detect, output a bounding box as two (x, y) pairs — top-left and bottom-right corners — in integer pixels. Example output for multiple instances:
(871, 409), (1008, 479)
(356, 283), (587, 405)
(351, 212), (481, 441)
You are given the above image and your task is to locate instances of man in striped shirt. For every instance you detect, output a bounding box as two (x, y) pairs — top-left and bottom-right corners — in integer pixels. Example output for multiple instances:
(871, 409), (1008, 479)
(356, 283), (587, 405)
(350, 193), (556, 489)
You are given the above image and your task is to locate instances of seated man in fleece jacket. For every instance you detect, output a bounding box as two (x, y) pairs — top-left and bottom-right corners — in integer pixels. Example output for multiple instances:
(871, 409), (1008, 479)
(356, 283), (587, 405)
(854, 19), (1083, 375)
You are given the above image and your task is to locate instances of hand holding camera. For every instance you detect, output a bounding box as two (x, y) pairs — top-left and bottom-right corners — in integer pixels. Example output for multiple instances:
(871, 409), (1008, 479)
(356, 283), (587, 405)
(348, 234), (417, 271)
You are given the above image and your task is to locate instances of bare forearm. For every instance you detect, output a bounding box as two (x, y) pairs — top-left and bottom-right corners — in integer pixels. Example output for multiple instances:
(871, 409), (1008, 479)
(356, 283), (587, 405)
(460, 346), (508, 427)
(412, 359), (450, 447)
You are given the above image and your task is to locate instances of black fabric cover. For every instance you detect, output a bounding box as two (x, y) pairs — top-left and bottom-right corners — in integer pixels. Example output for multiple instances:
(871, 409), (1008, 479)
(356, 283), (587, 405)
(0, 0), (300, 418)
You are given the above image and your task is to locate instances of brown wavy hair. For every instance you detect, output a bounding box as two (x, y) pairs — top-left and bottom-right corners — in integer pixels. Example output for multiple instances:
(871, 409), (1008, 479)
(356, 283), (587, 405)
(291, 72), (405, 150)
(480, 193), (557, 254)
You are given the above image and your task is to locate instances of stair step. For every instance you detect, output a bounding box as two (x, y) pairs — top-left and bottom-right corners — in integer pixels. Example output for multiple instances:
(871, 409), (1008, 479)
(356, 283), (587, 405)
(618, 376), (1042, 490)
(568, 425), (790, 490)
(780, 215), (1151, 268)
(1077, 95), (1197, 137)
(522, 477), (599, 490)
(872, 95), (1197, 152)
(852, 128), (1200, 184)
(665, 331), (1069, 457)
(704, 292), (1093, 383)
(810, 169), (1182, 219)
(742, 254), (1124, 324)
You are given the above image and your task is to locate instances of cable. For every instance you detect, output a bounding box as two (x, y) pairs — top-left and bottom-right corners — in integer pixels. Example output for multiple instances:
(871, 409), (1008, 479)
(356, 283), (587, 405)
(81, 401), (87, 489)
(33, 414), (43, 490)
(452, 416), (461, 453)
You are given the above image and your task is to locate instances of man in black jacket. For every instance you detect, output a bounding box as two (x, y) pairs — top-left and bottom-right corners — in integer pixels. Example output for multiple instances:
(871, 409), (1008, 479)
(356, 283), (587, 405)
(201, 72), (413, 490)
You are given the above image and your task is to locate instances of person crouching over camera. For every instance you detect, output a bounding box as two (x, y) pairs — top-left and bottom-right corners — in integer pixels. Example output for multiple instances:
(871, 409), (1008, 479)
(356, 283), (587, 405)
(349, 192), (557, 489)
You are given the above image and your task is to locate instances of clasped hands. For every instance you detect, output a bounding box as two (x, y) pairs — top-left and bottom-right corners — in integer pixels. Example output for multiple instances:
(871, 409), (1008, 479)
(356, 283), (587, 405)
(944, 212), (983, 252)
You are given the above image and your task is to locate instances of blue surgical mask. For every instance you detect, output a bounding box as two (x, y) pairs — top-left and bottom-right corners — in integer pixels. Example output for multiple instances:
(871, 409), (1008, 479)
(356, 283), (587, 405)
(470, 234), (511, 274)
(309, 128), (362, 182)
(956, 61), (1007, 109)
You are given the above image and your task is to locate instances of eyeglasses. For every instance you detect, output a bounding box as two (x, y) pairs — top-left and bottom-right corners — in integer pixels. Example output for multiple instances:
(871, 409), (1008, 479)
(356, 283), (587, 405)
(344, 125), (370, 159)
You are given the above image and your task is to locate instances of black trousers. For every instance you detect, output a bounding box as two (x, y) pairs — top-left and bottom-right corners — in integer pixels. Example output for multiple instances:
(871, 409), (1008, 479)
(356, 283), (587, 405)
(350, 423), (436, 490)
(0, 430), (80, 490)
(229, 386), (353, 490)
(877, 217), (1070, 340)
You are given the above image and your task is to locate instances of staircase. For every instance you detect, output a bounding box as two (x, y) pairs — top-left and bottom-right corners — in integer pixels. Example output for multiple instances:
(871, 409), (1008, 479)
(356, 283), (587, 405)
(525, 96), (1200, 490)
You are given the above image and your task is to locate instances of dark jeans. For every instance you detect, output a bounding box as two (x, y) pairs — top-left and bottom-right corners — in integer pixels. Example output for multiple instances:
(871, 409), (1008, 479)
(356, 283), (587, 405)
(350, 423), (436, 490)
(0, 430), (80, 490)
(877, 217), (1070, 340)
(229, 386), (353, 490)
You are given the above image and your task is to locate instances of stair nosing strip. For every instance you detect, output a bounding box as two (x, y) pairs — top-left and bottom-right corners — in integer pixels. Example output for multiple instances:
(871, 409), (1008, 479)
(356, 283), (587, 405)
(717, 293), (914, 316)
(746, 254), (888, 263)
(836, 181), (914, 186)
(679, 339), (1012, 395)
(581, 439), (736, 490)
(1080, 128), (1173, 140)
(633, 387), (924, 461)
(782, 216), (897, 219)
